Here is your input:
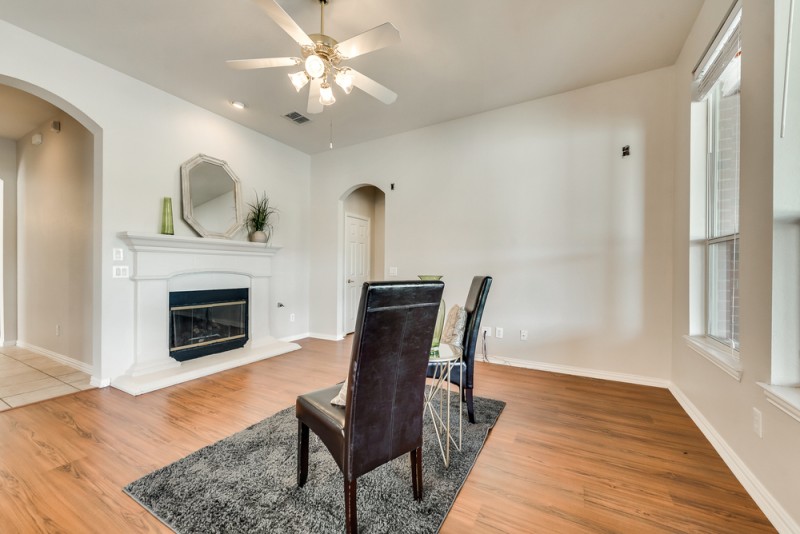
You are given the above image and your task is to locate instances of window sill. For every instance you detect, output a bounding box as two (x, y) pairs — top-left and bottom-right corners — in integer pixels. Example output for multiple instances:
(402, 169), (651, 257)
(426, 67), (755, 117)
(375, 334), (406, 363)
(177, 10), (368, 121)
(758, 383), (800, 424)
(683, 335), (743, 381)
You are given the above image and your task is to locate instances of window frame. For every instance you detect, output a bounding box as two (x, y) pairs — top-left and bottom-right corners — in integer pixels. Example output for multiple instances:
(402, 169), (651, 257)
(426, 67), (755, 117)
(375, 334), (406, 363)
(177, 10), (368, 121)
(686, 2), (743, 379)
(703, 83), (740, 352)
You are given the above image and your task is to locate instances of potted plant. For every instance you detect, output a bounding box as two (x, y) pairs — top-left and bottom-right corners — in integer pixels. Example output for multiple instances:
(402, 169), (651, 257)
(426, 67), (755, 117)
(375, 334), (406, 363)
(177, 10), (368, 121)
(246, 191), (278, 243)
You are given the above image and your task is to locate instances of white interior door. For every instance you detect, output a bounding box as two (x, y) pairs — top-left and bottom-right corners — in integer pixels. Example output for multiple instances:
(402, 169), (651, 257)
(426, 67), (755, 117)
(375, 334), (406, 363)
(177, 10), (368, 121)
(344, 214), (370, 334)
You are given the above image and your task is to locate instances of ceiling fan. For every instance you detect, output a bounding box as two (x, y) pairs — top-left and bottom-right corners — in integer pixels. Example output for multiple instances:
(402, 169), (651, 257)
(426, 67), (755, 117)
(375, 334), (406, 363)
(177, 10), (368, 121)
(228, 0), (400, 114)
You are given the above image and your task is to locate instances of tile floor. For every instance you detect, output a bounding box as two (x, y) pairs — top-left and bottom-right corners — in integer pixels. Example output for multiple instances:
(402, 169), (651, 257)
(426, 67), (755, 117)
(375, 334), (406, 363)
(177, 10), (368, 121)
(0, 346), (93, 411)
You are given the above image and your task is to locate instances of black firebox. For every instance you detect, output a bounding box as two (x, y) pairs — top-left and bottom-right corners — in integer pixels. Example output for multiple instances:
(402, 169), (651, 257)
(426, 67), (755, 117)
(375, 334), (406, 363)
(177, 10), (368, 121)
(169, 288), (249, 362)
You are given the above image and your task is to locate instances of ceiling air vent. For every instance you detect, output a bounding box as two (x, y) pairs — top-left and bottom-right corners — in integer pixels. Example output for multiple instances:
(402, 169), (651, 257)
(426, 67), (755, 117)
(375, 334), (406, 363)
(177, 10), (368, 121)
(284, 111), (311, 125)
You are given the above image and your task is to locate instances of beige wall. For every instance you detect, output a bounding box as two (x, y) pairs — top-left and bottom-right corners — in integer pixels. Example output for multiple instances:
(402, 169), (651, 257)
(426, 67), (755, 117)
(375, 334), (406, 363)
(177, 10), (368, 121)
(16, 112), (93, 364)
(0, 137), (17, 345)
(311, 67), (676, 381)
(373, 192), (385, 280)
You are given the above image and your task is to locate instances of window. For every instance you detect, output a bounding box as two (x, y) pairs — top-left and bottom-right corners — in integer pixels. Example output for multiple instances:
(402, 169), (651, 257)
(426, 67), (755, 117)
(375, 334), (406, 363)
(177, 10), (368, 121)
(705, 64), (741, 351)
(687, 3), (742, 375)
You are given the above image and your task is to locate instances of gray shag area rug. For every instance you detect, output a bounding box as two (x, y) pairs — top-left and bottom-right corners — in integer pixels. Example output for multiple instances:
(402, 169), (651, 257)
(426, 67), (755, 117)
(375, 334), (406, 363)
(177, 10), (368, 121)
(125, 393), (505, 533)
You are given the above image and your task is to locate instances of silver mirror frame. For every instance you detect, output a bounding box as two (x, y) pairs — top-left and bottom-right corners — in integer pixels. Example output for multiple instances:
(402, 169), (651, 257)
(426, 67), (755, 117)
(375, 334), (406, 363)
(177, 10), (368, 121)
(180, 154), (244, 239)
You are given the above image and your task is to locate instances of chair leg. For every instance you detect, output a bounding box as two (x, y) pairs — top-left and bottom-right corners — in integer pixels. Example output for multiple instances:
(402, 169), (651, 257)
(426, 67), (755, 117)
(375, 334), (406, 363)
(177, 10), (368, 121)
(465, 389), (475, 423)
(297, 420), (309, 487)
(410, 447), (423, 501)
(344, 477), (358, 534)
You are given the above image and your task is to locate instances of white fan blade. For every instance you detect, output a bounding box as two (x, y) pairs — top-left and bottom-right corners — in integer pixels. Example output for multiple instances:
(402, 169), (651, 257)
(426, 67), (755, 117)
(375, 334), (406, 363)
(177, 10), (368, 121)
(350, 69), (397, 105)
(226, 57), (300, 70)
(253, 0), (315, 47)
(335, 22), (400, 59)
(307, 77), (323, 114)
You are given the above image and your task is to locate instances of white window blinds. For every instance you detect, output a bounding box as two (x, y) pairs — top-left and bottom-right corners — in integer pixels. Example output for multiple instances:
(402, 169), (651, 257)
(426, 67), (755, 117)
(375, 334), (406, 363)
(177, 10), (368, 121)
(692, 1), (742, 102)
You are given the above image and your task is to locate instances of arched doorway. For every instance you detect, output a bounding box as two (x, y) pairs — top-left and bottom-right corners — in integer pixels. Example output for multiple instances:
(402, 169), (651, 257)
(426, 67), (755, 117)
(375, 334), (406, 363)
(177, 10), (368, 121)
(341, 185), (386, 334)
(0, 76), (102, 387)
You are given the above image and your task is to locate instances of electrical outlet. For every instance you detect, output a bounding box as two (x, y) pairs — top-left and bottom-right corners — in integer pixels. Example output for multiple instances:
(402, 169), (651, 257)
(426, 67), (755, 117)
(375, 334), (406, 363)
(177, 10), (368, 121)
(112, 265), (130, 278)
(389, 267), (398, 276)
(495, 327), (504, 339)
(520, 330), (528, 341)
(752, 407), (763, 438)
(289, 313), (296, 322)
(482, 326), (492, 337)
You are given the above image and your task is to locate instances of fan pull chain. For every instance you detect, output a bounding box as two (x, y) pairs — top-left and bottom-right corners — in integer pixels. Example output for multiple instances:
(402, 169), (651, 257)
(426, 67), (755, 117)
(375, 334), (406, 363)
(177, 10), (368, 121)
(320, 0), (326, 36)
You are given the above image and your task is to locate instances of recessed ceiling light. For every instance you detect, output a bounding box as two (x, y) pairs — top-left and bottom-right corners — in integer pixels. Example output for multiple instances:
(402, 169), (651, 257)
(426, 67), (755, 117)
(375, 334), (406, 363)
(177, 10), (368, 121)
(230, 101), (246, 110)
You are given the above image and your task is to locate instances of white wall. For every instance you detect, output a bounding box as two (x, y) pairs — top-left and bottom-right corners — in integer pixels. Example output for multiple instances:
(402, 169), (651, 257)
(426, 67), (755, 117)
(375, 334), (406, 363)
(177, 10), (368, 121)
(0, 20), (311, 382)
(773, 0), (800, 387)
(16, 112), (93, 364)
(672, 0), (800, 530)
(310, 67), (676, 381)
(0, 137), (17, 345)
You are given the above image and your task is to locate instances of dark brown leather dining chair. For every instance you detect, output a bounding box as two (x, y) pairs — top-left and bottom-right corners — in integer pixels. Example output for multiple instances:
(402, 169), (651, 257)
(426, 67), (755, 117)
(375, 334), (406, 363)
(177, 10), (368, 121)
(296, 280), (445, 534)
(427, 275), (492, 423)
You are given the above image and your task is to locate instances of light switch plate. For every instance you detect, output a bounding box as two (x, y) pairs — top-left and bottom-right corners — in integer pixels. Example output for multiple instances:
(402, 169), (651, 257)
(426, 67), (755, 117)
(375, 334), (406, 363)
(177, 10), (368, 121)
(112, 265), (130, 278)
(113, 248), (124, 261)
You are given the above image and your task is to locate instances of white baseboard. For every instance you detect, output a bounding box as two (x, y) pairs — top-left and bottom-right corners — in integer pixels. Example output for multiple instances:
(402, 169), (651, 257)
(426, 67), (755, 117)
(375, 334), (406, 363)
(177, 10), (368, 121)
(484, 354), (670, 389)
(280, 332), (310, 343)
(16, 341), (94, 374)
(669, 385), (798, 534)
(90, 377), (111, 388)
(309, 332), (345, 341)
(2, 339), (17, 347)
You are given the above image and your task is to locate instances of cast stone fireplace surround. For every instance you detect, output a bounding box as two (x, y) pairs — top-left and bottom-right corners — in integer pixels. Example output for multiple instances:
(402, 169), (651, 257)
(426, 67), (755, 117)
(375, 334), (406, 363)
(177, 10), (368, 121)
(112, 232), (300, 395)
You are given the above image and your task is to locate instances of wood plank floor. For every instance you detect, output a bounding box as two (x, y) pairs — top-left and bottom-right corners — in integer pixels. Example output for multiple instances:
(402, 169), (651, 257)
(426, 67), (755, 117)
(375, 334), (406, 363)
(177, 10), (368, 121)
(0, 337), (775, 533)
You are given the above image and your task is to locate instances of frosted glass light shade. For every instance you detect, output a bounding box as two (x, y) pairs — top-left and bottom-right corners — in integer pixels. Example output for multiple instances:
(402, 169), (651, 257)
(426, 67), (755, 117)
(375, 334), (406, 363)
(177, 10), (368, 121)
(304, 54), (325, 79)
(335, 69), (354, 94)
(319, 83), (336, 105)
(288, 71), (309, 91)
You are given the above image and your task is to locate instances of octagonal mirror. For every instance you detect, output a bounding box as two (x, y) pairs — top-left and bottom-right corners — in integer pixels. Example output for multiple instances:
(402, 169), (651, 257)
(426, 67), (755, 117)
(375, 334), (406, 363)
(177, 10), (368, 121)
(180, 154), (244, 238)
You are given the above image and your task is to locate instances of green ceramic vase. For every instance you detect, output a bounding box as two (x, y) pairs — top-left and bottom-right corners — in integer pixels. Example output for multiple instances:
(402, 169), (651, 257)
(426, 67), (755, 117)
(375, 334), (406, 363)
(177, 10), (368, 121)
(161, 197), (174, 235)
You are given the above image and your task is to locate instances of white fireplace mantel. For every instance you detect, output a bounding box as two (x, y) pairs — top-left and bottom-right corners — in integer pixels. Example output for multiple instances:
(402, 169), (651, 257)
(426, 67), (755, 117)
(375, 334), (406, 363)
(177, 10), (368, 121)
(112, 232), (300, 395)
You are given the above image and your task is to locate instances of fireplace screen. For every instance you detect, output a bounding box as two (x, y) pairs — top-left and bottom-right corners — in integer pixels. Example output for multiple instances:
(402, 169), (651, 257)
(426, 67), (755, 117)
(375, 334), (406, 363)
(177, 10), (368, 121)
(169, 288), (249, 361)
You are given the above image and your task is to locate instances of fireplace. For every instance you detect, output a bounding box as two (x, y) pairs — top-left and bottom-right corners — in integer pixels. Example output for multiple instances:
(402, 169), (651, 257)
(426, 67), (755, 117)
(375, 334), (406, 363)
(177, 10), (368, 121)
(114, 233), (300, 396)
(169, 288), (249, 362)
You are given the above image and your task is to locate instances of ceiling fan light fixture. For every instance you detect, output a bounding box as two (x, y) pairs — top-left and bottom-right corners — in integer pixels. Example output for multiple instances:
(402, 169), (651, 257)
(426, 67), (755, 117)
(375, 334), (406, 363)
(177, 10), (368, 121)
(227, 0), (401, 117)
(319, 82), (336, 106)
(288, 71), (310, 91)
(335, 69), (354, 94)
(304, 54), (326, 79)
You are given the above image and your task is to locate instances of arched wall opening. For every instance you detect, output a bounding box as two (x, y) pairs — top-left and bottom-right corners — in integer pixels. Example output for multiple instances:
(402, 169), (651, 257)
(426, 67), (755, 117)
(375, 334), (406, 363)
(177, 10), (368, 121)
(338, 184), (386, 335)
(0, 75), (103, 381)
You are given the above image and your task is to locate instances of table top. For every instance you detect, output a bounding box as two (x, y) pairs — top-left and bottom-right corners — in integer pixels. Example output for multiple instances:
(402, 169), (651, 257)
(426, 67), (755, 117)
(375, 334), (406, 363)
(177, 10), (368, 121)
(429, 343), (460, 362)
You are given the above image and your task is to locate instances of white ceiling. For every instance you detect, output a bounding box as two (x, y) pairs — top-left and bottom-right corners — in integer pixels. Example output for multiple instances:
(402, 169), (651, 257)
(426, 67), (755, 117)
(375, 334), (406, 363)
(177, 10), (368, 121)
(0, 0), (703, 154)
